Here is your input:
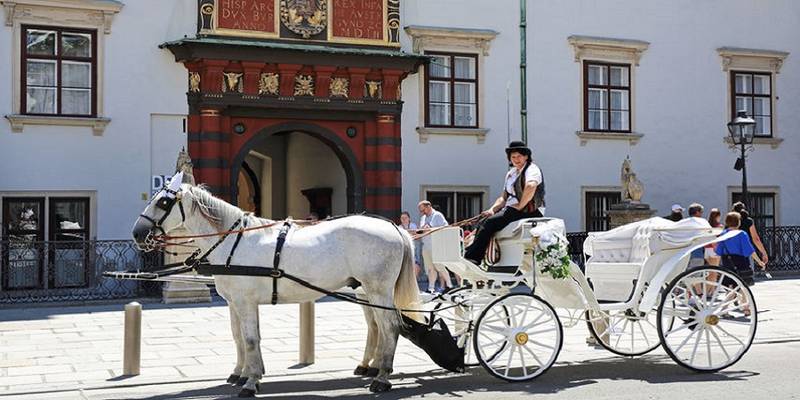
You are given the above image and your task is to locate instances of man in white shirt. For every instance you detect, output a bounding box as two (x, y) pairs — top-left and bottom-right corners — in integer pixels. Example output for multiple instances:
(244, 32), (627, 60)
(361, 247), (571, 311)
(418, 200), (453, 293)
(464, 141), (545, 265)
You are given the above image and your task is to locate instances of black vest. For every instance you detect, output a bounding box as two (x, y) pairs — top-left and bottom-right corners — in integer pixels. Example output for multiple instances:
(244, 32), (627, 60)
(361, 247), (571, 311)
(506, 163), (545, 212)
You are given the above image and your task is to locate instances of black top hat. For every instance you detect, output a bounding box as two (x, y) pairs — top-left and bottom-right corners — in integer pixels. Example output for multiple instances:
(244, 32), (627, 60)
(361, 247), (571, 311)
(505, 141), (532, 158)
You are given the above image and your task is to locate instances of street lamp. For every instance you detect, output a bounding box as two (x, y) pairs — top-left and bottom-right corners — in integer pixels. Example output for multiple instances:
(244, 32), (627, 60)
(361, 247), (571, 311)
(727, 110), (756, 206)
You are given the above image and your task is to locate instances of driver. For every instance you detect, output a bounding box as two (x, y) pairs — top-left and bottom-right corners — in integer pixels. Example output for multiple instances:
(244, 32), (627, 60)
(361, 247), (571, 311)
(464, 141), (545, 265)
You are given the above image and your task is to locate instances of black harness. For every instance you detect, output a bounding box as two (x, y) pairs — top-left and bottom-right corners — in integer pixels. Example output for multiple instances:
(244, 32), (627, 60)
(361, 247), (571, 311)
(139, 188), (186, 237)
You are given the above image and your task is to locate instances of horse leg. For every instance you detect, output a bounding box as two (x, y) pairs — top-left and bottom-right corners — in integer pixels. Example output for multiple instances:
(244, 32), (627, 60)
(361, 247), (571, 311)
(235, 302), (265, 398)
(227, 304), (246, 385)
(365, 290), (402, 393)
(355, 305), (380, 377)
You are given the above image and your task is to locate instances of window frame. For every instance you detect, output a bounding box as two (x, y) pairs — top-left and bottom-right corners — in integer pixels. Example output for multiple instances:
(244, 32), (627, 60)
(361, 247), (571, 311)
(426, 190), (484, 226)
(732, 191), (777, 230)
(424, 51), (480, 129)
(730, 70), (773, 138)
(583, 61), (632, 133)
(21, 24), (98, 118)
(583, 190), (622, 232)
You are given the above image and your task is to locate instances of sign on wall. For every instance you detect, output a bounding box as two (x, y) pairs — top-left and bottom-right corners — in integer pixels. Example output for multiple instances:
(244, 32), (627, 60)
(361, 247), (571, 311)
(198, 0), (400, 46)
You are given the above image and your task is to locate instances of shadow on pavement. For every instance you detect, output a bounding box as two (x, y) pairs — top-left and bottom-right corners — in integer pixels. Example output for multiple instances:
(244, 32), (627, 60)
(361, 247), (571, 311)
(112, 355), (759, 400)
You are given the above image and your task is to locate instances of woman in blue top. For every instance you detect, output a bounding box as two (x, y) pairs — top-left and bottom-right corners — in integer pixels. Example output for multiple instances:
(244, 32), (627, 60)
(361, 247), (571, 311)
(716, 211), (766, 284)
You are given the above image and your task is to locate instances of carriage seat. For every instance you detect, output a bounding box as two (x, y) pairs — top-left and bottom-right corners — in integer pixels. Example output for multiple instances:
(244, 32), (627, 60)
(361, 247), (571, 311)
(495, 218), (537, 240)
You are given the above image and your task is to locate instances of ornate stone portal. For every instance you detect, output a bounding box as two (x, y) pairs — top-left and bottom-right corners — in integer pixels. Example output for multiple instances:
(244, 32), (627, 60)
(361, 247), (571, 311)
(608, 156), (656, 229)
(162, 149), (212, 304)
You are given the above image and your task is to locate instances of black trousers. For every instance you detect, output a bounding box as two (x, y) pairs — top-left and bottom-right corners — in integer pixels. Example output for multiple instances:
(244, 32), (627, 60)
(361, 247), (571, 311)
(464, 206), (542, 263)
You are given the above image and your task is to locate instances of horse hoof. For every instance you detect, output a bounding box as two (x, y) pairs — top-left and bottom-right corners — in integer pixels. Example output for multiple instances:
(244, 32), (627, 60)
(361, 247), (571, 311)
(227, 374), (240, 384)
(354, 366), (369, 376)
(366, 367), (379, 377)
(369, 380), (392, 393)
(238, 388), (256, 398)
(235, 376), (249, 386)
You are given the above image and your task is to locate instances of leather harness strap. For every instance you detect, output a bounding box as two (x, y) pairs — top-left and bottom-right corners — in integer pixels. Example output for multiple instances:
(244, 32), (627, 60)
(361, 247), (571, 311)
(271, 221), (292, 305)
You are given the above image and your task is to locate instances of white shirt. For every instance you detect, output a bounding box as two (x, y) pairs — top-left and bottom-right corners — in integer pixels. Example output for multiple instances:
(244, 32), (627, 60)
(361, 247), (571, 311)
(504, 163), (542, 208)
(420, 210), (448, 228)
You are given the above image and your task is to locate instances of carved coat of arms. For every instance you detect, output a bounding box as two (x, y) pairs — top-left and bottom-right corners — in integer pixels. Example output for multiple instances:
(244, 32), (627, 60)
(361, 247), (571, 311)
(280, 0), (327, 38)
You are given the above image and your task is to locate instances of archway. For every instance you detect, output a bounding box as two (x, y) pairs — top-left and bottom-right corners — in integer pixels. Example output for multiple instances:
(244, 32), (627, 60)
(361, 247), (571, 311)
(229, 122), (364, 218)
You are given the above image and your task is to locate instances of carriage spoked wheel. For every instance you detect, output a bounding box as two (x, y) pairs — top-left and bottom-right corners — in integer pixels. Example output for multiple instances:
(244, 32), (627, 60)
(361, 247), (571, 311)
(473, 293), (563, 381)
(430, 286), (504, 367)
(586, 307), (663, 357)
(657, 266), (757, 372)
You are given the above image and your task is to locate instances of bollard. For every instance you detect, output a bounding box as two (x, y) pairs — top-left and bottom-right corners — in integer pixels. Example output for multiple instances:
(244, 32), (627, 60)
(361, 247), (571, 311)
(299, 301), (315, 365)
(123, 301), (142, 375)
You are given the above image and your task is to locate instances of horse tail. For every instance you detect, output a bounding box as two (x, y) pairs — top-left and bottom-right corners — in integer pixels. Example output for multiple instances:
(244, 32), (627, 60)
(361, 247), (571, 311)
(394, 230), (424, 323)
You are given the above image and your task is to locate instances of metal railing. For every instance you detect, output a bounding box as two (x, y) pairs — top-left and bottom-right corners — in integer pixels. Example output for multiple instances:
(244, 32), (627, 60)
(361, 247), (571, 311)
(761, 226), (800, 273)
(0, 240), (162, 305)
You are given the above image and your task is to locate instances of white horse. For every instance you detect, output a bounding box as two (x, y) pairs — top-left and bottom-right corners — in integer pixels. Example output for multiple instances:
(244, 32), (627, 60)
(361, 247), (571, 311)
(132, 172), (422, 396)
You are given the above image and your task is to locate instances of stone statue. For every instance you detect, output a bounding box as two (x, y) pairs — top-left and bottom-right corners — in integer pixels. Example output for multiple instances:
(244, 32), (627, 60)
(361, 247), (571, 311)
(621, 156), (644, 203)
(176, 148), (196, 185)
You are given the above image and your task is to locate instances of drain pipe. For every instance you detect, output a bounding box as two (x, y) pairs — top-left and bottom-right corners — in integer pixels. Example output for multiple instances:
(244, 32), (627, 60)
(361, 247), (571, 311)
(519, 0), (528, 144)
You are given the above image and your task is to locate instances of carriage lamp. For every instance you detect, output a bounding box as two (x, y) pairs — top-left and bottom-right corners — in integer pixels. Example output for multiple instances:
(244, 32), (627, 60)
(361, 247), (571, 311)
(727, 110), (756, 205)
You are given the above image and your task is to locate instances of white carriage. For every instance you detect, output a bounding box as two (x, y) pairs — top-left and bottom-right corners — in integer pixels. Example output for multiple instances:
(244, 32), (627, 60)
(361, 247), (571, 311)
(424, 217), (757, 381)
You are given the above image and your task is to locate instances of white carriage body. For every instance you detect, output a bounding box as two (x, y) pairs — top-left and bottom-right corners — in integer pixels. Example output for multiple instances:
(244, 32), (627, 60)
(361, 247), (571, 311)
(428, 216), (726, 313)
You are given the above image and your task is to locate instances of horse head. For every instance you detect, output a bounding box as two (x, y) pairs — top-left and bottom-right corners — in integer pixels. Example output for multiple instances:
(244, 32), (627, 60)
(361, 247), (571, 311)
(132, 171), (192, 251)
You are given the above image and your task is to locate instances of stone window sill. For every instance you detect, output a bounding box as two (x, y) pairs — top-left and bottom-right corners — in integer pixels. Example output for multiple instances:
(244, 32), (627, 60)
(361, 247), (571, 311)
(576, 130), (643, 146)
(6, 114), (111, 136)
(723, 136), (783, 149)
(416, 127), (489, 144)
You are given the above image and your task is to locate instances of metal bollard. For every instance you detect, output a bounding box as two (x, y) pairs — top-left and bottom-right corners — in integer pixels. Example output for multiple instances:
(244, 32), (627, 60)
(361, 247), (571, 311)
(299, 301), (315, 365)
(123, 302), (142, 375)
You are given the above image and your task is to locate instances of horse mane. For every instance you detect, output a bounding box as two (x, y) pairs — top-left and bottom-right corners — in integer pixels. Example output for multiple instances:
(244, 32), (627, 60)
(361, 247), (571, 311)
(187, 185), (245, 230)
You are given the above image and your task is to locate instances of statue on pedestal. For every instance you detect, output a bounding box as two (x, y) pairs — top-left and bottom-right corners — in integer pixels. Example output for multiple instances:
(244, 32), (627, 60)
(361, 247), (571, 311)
(621, 156), (644, 203)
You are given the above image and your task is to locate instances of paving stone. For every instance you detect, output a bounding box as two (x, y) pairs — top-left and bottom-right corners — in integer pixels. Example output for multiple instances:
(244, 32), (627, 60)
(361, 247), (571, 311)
(8, 364), (73, 376)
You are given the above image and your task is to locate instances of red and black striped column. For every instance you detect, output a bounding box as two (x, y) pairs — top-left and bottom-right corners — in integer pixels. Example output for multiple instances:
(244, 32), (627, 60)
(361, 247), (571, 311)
(364, 114), (401, 220)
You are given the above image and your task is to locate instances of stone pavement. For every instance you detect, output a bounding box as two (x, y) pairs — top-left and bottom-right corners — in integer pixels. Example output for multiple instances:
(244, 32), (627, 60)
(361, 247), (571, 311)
(0, 278), (799, 399)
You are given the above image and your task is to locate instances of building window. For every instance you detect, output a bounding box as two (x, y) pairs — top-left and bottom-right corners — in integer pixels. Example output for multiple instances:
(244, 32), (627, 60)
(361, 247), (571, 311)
(425, 52), (478, 128)
(584, 62), (631, 132)
(427, 191), (483, 226)
(732, 72), (772, 137)
(585, 191), (621, 231)
(2, 196), (91, 290)
(732, 192), (776, 230)
(22, 26), (96, 117)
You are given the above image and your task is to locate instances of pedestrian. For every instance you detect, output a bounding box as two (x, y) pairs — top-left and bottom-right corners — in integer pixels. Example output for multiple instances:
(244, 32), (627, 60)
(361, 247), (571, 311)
(665, 204), (683, 222)
(464, 141), (545, 265)
(687, 203), (705, 268)
(715, 211), (766, 316)
(705, 208), (722, 266)
(731, 202), (769, 268)
(397, 211), (421, 278)
(418, 200), (453, 293)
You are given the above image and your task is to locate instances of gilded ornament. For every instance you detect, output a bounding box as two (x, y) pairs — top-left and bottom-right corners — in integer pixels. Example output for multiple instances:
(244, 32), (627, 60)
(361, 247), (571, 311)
(189, 72), (201, 93)
(258, 73), (279, 95)
(222, 72), (243, 93)
(294, 75), (314, 96)
(366, 81), (382, 99)
(329, 77), (349, 98)
(280, 0), (327, 39)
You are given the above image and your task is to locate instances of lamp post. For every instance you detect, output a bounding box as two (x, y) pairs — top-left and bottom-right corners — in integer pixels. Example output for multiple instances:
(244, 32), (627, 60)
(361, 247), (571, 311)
(727, 110), (756, 206)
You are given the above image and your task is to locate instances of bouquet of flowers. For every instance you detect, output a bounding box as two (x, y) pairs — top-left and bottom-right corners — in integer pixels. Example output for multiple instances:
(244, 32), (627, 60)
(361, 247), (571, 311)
(534, 231), (571, 280)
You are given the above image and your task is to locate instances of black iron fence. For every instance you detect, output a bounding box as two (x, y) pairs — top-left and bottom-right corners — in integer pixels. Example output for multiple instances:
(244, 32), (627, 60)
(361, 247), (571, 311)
(565, 226), (800, 274)
(761, 226), (800, 273)
(0, 240), (162, 304)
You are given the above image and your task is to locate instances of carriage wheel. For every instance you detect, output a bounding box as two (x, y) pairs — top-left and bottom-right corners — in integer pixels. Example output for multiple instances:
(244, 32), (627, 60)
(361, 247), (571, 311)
(586, 307), (662, 357)
(430, 287), (503, 367)
(586, 286), (673, 357)
(473, 293), (562, 382)
(658, 267), (757, 372)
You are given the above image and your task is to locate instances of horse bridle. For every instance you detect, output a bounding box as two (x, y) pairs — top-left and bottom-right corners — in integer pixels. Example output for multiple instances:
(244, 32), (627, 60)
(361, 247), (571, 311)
(139, 187), (186, 239)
